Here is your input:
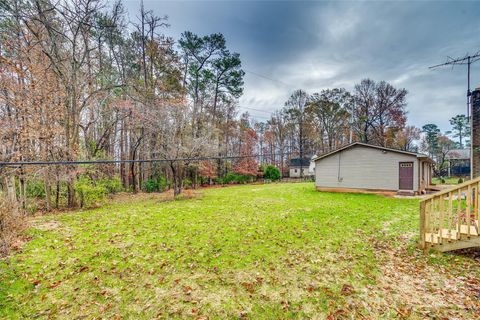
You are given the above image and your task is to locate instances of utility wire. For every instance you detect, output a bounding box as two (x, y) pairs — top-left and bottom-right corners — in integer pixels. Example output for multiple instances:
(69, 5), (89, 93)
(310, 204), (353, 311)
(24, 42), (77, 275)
(240, 69), (299, 119)
(0, 152), (304, 168)
(239, 106), (274, 114)
(0, 71), (304, 168)
(244, 69), (297, 88)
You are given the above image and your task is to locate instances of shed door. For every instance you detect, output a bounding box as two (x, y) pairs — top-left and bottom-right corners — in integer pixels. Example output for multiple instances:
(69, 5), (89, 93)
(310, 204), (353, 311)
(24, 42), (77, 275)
(399, 162), (414, 190)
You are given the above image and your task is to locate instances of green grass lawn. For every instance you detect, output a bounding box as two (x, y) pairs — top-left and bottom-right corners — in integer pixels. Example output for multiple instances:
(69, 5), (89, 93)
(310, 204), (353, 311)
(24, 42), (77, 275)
(1, 183), (479, 319)
(432, 176), (469, 185)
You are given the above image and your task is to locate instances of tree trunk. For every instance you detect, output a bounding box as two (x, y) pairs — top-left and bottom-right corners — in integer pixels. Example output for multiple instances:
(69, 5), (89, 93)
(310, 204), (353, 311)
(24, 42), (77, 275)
(67, 175), (76, 208)
(18, 171), (27, 213)
(4, 176), (18, 210)
(130, 162), (137, 193)
(55, 176), (60, 209)
(44, 171), (52, 211)
(170, 162), (182, 197)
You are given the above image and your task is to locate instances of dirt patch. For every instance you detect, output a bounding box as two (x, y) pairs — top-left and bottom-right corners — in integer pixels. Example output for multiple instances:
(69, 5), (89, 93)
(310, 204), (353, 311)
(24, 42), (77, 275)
(31, 220), (62, 231)
(111, 189), (203, 204)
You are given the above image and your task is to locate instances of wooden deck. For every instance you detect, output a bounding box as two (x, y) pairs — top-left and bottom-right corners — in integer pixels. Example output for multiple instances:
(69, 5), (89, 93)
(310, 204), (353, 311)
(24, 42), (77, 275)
(420, 177), (480, 252)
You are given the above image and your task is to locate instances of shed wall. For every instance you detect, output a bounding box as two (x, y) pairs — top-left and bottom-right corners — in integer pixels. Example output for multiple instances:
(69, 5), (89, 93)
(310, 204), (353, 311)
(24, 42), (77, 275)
(314, 145), (419, 191)
(289, 167), (311, 178)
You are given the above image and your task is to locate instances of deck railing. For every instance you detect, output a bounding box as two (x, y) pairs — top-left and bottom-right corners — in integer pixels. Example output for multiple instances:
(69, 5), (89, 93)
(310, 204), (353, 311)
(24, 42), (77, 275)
(420, 176), (480, 250)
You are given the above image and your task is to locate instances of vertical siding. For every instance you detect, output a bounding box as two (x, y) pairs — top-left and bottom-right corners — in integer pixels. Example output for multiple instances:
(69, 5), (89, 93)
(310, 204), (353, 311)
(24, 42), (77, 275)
(314, 145), (419, 191)
(290, 168), (311, 178)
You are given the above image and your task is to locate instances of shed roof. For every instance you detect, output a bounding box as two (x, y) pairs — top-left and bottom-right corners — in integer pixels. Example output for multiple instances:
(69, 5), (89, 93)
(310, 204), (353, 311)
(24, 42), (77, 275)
(446, 149), (469, 160)
(312, 142), (434, 163)
(289, 158), (311, 167)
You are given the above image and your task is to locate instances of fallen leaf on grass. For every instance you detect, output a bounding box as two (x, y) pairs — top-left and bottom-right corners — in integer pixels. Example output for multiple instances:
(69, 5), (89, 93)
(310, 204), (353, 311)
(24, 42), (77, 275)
(31, 279), (41, 286)
(182, 285), (193, 295)
(48, 281), (62, 289)
(326, 309), (348, 320)
(241, 282), (255, 294)
(341, 284), (354, 296)
(78, 266), (89, 273)
(396, 306), (412, 318)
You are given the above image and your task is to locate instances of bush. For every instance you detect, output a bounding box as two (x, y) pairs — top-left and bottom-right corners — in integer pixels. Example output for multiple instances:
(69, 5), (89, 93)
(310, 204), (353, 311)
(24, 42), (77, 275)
(158, 176), (169, 191)
(26, 180), (46, 198)
(98, 177), (123, 194)
(142, 176), (169, 193)
(458, 177), (464, 184)
(214, 177), (224, 184)
(0, 195), (24, 256)
(142, 178), (159, 193)
(183, 178), (192, 188)
(74, 176), (107, 208)
(223, 172), (252, 184)
(263, 165), (281, 181)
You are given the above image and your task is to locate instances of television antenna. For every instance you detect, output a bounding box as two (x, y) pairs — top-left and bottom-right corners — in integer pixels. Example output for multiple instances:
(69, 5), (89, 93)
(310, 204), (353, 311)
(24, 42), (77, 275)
(430, 51), (480, 179)
(429, 52), (480, 117)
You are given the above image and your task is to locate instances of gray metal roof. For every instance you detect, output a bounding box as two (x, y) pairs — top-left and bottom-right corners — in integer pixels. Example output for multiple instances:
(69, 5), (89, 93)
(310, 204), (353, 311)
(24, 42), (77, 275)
(312, 142), (434, 163)
(289, 158), (311, 167)
(446, 149), (470, 160)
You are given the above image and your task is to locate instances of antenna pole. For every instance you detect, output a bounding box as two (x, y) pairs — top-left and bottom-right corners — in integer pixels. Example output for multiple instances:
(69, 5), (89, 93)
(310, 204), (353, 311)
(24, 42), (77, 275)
(468, 56), (471, 117)
(430, 51), (480, 179)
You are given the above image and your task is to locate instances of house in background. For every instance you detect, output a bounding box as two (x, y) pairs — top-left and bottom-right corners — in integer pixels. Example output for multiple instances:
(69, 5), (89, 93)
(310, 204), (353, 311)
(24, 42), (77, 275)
(289, 158), (314, 178)
(313, 142), (435, 195)
(446, 149), (470, 177)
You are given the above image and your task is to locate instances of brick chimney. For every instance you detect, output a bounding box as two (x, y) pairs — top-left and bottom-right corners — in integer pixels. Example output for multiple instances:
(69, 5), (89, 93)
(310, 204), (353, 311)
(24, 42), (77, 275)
(471, 87), (480, 178)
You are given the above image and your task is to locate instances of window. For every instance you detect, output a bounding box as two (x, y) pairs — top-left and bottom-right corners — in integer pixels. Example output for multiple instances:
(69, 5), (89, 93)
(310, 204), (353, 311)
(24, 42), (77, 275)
(400, 163), (413, 168)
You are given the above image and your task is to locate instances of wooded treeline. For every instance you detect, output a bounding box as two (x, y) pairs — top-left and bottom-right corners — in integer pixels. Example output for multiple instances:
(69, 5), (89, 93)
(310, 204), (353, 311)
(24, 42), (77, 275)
(260, 81), (413, 175)
(0, 0), (418, 214)
(0, 0), (251, 211)
(420, 115), (470, 176)
(0, 0), (458, 220)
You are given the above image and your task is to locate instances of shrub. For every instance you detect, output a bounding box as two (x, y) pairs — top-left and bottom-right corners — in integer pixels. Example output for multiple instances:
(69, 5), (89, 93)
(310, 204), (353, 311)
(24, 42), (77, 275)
(183, 179), (192, 188)
(142, 178), (159, 193)
(142, 177), (169, 193)
(223, 172), (252, 184)
(440, 177), (446, 184)
(99, 177), (123, 194)
(214, 177), (224, 184)
(0, 195), (25, 256)
(26, 180), (46, 198)
(458, 177), (464, 184)
(158, 176), (169, 191)
(74, 176), (107, 208)
(263, 165), (281, 181)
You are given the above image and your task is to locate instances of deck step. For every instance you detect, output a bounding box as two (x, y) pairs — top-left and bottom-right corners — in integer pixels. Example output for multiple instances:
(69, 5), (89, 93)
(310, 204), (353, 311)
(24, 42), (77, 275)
(425, 229), (460, 244)
(459, 224), (479, 236)
(424, 221), (479, 244)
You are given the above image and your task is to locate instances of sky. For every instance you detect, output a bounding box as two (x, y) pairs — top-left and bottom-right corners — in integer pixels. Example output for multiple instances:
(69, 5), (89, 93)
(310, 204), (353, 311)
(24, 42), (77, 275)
(121, 0), (480, 132)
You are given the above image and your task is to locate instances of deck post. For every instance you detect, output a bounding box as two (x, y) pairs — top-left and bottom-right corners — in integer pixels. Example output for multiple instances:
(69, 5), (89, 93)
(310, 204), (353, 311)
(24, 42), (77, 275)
(420, 201), (426, 250)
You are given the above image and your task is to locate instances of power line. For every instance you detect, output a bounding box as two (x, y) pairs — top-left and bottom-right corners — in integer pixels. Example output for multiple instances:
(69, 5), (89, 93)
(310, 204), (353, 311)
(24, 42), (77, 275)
(241, 69), (301, 121)
(244, 69), (297, 89)
(239, 106), (274, 114)
(0, 152), (305, 168)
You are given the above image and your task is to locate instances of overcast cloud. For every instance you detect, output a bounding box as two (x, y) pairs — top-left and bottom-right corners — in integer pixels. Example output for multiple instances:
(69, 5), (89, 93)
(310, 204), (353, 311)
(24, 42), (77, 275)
(121, 0), (480, 131)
